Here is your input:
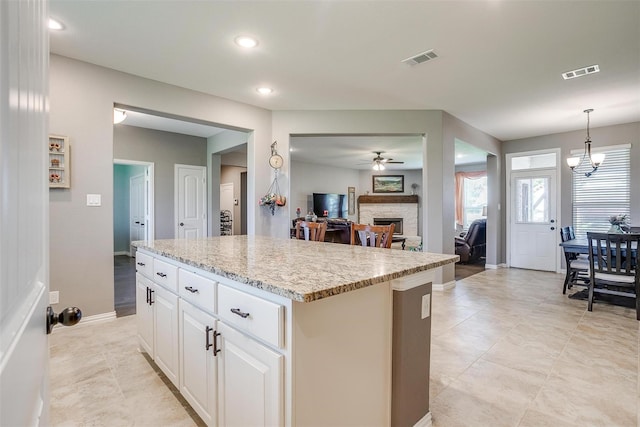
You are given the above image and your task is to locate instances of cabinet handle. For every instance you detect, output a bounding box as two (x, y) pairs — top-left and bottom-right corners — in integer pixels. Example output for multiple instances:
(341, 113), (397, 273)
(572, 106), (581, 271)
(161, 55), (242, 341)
(205, 326), (213, 350)
(135, 221), (140, 224)
(146, 287), (150, 304)
(156, 272), (167, 278)
(149, 289), (154, 305)
(230, 308), (250, 319)
(213, 331), (221, 356)
(137, 262), (145, 266)
(184, 286), (199, 294)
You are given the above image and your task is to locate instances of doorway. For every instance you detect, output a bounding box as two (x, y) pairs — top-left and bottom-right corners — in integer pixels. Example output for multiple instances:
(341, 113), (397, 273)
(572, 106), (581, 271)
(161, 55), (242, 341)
(506, 149), (561, 272)
(113, 159), (154, 316)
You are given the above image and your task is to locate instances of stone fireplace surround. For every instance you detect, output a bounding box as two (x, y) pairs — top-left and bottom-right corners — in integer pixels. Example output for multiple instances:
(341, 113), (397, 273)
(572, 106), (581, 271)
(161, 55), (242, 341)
(358, 195), (420, 247)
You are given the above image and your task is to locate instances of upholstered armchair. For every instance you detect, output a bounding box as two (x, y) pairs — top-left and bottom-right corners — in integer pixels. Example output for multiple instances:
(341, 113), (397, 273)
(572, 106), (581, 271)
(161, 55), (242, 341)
(455, 218), (486, 263)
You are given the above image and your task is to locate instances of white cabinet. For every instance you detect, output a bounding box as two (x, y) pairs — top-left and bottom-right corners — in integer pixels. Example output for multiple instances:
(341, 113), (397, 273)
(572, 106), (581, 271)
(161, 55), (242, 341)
(136, 274), (154, 356)
(179, 299), (218, 426)
(136, 255), (180, 388)
(217, 321), (283, 427)
(153, 285), (179, 387)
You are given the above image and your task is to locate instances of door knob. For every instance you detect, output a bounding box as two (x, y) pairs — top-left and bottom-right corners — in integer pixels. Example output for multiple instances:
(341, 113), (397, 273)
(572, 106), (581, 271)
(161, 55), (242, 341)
(179, 222), (184, 226)
(46, 306), (82, 334)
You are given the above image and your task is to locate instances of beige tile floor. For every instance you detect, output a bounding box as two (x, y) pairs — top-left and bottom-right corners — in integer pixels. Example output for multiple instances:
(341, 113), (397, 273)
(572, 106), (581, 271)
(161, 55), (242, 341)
(50, 268), (639, 426)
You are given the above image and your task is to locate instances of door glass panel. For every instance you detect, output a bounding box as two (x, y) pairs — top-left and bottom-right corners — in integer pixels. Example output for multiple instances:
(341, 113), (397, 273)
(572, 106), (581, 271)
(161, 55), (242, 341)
(515, 177), (550, 223)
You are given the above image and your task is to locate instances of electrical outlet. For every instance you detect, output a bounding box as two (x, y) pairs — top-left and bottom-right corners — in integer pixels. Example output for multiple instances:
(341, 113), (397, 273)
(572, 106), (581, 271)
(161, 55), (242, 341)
(49, 291), (59, 305)
(421, 294), (430, 319)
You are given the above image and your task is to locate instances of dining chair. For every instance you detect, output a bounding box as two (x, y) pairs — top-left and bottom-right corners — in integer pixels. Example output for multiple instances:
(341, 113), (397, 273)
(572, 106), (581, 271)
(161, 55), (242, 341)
(294, 220), (327, 242)
(560, 226), (589, 294)
(350, 223), (395, 248)
(586, 232), (640, 320)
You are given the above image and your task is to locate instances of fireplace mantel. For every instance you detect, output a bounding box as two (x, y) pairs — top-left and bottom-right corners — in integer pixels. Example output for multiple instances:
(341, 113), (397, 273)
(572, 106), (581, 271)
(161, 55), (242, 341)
(358, 195), (418, 204)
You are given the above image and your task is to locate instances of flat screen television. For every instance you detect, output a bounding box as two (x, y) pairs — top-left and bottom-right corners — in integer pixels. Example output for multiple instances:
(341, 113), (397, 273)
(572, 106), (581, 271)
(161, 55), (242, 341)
(313, 193), (347, 218)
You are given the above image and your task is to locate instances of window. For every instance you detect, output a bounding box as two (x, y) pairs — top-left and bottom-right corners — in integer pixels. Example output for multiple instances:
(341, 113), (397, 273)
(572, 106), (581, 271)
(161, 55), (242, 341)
(462, 176), (487, 228)
(572, 145), (631, 238)
(455, 171), (487, 230)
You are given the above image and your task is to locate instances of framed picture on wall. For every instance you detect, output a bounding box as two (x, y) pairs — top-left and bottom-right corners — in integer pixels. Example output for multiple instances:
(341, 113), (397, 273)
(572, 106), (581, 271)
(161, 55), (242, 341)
(372, 175), (404, 193)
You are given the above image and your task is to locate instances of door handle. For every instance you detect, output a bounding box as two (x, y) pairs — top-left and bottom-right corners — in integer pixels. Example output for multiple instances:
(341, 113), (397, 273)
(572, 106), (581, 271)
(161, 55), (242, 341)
(179, 222), (184, 226)
(47, 306), (82, 334)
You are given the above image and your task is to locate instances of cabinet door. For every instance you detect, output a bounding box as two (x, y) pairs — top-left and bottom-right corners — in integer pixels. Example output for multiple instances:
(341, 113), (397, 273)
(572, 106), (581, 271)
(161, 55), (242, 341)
(179, 300), (217, 426)
(217, 322), (283, 427)
(136, 274), (154, 356)
(153, 284), (179, 388)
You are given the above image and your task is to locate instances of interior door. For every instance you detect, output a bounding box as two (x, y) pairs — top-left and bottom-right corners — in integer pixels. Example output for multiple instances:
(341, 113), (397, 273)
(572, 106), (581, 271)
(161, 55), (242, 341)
(130, 173), (146, 247)
(0, 0), (50, 424)
(510, 169), (557, 271)
(175, 165), (207, 238)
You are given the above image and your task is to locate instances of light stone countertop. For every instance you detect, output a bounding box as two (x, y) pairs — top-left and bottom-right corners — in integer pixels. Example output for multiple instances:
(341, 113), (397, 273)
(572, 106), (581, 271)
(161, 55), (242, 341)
(134, 235), (458, 303)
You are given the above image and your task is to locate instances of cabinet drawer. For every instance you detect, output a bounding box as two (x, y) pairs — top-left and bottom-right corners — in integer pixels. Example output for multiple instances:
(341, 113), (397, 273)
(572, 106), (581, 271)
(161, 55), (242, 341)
(135, 252), (153, 279)
(217, 284), (284, 348)
(178, 269), (216, 314)
(152, 258), (178, 293)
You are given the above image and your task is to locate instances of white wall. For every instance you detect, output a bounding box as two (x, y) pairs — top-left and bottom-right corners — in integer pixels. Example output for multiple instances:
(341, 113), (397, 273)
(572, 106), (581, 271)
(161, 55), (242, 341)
(49, 54), (271, 316)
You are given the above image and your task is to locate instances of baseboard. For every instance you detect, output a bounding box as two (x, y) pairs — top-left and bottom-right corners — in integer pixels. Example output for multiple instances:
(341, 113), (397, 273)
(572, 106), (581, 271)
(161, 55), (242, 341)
(114, 251), (131, 256)
(485, 263), (506, 269)
(414, 411), (432, 427)
(51, 311), (116, 332)
(433, 280), (456, 291)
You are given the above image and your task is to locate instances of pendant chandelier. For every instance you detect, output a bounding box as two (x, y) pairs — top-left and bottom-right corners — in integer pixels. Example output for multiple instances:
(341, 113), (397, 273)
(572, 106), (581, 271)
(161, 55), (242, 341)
(566, 109), (604, 177)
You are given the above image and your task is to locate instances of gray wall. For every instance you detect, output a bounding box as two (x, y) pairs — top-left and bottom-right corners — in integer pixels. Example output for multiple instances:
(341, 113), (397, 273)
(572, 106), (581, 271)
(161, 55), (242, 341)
(114, 125), (207, 239)
(502, 121), (640, 262)
(113, 164), (146, 253)
(49, 54), (271, 316)
(290, 161), (360, 221)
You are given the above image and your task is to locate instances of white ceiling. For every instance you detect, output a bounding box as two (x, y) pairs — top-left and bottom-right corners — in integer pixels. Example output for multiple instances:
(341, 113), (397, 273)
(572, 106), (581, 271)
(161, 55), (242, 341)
(52, 1), (640, 143)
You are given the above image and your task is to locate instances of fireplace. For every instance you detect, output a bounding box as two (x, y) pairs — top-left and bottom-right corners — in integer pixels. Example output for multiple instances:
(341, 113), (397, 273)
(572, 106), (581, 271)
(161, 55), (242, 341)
(374, 218), (403, 235)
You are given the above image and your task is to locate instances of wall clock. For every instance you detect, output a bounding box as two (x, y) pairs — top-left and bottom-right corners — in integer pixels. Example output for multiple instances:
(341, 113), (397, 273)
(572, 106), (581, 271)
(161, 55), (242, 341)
(269, 141), (283, 169)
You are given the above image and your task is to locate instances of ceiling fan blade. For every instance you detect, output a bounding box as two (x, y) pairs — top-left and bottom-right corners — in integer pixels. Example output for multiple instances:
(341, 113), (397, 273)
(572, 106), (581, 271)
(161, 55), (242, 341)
(387, 161), (404, 164)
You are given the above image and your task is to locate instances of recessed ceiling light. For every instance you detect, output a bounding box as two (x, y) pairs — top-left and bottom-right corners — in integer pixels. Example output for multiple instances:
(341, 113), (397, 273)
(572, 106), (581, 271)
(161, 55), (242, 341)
(235, 36), (258, 48)
(48, 18), (65, 31)
(256, 87), (273, 95)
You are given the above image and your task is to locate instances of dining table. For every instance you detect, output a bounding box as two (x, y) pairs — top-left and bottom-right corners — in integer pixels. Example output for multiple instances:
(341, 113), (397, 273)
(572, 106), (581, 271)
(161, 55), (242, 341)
(559, 236), (639, 300)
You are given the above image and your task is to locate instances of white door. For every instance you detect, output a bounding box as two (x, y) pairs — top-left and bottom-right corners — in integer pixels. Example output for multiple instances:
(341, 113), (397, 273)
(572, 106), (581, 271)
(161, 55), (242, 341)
(510, 169), (557, 271)
(175, 165), (207, 239)
(153, 285), (180, 388)
(0, 1), (50, 425)
(217, 322), (283, 426)
(130, 173), (146, 245)
(220, 183), (234, 235)
(136, 274), (154, 357)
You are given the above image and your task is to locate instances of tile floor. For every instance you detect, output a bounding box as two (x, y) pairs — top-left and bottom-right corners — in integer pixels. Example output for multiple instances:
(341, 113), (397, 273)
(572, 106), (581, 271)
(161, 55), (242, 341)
(50, 268), (640, 426)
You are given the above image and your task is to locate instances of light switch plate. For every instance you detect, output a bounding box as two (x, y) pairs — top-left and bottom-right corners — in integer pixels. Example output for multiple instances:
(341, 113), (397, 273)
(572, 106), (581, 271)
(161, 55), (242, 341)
(421, 294), (431, 319)
(86, 194), (102, 206)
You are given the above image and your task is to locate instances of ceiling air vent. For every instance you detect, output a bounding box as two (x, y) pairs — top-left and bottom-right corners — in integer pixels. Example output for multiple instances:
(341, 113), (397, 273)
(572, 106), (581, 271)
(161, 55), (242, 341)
(402, 49), (438, 66)
(562, 64), (600, 80)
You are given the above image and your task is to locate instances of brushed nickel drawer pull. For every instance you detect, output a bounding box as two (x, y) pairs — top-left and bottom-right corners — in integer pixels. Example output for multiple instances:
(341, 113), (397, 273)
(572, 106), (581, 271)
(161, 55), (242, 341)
(230, 308), (250, 318)
(185, 286), (199, 293)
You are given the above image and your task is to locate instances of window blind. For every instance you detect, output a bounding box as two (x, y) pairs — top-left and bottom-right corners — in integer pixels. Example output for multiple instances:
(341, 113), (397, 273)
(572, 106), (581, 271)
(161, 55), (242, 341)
(572, 145), (631, 238)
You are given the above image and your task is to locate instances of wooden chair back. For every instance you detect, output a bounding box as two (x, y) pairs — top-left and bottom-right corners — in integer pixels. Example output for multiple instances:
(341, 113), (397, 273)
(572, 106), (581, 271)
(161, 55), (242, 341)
(295, 220), (327, 242)
(350, 223), (395, 249)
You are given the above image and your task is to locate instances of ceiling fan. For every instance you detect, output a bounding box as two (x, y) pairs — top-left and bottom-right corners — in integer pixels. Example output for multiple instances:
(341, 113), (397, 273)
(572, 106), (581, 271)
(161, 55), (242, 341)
(367, 151), (404, 170)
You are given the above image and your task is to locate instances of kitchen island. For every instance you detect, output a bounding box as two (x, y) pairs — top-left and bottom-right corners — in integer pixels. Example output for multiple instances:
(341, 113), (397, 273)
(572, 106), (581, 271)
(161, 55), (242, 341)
(133, 235), (458, 427)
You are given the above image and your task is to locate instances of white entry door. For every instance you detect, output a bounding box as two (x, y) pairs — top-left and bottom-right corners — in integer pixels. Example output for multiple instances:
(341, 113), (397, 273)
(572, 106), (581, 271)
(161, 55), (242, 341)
(130, 173), (146, 246)
(510, 169), (557, 271)
(175, 164), (207, 238)
(0, 1), (50, 424)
